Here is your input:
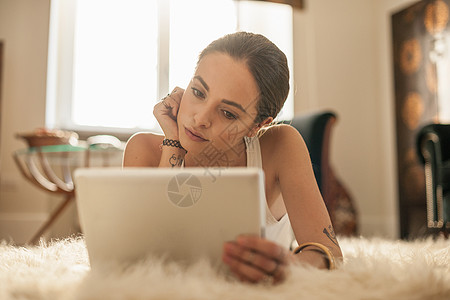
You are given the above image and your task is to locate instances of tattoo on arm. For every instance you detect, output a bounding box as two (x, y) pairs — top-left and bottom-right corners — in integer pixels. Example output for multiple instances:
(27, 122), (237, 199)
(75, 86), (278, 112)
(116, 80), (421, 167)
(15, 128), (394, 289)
(169, 154), (183, 168)
(323, 225), (339, 246)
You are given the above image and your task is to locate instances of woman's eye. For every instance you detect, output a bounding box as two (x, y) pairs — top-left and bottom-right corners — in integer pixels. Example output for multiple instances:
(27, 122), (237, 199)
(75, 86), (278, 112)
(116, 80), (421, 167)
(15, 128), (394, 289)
(191, 88), (205, 98)
(223, 110), (237, 120)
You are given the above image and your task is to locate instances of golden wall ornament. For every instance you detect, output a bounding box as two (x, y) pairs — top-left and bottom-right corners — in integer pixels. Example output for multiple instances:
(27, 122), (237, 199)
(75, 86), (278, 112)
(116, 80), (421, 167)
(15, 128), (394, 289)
(402, 92), (425, 130)
(424, 0), (449, 34)
(391, 0), (449, 238)
(400, 39), (422, 75)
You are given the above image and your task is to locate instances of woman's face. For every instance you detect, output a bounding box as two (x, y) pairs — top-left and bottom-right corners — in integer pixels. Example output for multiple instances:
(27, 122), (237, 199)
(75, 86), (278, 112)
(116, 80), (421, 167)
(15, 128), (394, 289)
(177, 52), (261, 165)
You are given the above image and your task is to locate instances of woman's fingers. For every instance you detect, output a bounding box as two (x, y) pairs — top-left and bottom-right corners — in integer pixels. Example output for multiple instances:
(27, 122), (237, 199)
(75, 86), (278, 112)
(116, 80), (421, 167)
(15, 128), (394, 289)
(223, 250), (268, 283)
(224, 242), (278, 273)
(168, 87), (183, 103)
(222, 237), (290, 284)
(153, 87), (184, 139)
(236, 235), (290, 264)
(158, 87), (184, 120)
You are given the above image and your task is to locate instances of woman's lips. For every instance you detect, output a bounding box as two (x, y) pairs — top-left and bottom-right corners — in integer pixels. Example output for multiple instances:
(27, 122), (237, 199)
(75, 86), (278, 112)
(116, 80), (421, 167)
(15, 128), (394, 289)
(185, 127), (208, 142)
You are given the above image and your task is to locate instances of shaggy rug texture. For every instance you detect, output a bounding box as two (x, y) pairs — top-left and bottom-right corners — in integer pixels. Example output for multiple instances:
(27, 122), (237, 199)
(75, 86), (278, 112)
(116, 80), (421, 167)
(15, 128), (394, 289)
(0, 236), (449, 300)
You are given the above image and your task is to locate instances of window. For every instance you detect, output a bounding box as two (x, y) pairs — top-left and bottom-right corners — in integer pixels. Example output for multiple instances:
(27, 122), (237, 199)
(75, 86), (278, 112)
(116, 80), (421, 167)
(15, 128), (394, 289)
(72, 0), (159, 130)
(46, 0), (293, 137)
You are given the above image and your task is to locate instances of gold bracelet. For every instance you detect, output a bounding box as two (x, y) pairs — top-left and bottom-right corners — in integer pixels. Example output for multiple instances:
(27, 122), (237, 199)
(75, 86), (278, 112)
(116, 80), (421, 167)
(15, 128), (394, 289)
(293, 242), (336, 270)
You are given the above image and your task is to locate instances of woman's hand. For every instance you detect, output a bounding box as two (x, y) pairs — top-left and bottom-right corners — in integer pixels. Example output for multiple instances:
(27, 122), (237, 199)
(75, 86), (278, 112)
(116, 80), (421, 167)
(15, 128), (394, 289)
(222, 235), (293, 284)
(153, 87), (184, 140)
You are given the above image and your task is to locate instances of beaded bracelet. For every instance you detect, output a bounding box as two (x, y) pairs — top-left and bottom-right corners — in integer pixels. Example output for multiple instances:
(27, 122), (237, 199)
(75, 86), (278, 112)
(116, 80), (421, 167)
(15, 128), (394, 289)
(161, 139), (186, 152)
(293, 242), (336, 270)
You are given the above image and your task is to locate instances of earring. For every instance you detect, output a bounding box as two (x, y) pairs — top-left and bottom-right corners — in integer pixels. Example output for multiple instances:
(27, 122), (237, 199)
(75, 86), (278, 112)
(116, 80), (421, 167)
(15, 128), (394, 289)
(246, 126), (260, 138)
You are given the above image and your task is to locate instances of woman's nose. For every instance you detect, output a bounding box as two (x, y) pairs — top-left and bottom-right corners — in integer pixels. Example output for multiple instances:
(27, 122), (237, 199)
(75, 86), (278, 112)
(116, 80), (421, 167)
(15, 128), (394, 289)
(193, 105), (213, 128)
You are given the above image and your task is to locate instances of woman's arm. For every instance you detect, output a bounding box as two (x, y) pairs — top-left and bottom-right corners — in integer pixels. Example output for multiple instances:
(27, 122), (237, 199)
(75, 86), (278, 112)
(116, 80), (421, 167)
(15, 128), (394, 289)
(222, 125), (342, 283)
(122, 132), (187, 168)
(269, 124), (342, 262)
(122, 132), (162, 167)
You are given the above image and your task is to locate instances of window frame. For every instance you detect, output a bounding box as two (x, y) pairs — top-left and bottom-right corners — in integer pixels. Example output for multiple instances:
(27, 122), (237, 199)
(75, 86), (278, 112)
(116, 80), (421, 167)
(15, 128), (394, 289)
(46, 0), (294, 141)
(46, 0), (171, 140)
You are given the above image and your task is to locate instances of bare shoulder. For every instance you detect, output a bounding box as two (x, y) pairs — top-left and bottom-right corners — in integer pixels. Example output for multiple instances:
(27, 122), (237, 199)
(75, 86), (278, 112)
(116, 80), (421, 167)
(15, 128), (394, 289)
(259, 124), (308, 156)
(123, 132), (164, 167)
(259, 124), (311, 174)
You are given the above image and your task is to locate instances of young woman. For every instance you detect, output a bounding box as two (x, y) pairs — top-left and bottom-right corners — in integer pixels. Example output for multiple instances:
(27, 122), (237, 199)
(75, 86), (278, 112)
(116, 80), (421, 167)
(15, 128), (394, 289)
(123, 32), (342, 284)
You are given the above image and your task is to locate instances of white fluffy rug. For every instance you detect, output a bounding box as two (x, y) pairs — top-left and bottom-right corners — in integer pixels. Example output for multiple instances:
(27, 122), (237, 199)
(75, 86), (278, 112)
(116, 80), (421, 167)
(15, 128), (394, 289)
(0, 236), (449, 300)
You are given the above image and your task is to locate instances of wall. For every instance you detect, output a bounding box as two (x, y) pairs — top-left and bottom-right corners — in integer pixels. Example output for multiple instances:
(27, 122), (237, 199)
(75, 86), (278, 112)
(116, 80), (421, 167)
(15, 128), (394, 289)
(293, 0), (417, 238)
(0, 0), (56, 244)
(0, 0), (419, 243)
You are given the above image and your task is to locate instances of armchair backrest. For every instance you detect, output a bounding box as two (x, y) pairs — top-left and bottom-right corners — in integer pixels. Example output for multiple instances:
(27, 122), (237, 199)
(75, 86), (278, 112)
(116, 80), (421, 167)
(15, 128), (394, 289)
(282, 110), (336, 194)
(416, 123), (450, 231)
(282, 110), (358, 236)
(417, 124), (450, 164)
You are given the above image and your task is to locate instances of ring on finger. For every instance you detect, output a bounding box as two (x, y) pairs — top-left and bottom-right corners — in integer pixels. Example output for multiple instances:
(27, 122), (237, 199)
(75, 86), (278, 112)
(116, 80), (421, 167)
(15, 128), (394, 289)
(160, 96), (170, 109)
(162, 101), (170, 109)
(166, 93), (177, 102)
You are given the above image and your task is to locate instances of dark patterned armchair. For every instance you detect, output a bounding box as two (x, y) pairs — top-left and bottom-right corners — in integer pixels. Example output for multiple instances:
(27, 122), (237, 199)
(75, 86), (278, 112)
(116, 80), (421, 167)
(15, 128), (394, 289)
(417, 124), (450, 234)
(283, 110), (358, 236)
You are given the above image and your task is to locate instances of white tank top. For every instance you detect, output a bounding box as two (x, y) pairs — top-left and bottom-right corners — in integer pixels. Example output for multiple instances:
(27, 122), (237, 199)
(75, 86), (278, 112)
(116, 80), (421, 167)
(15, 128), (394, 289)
(244, 136), (293, 249)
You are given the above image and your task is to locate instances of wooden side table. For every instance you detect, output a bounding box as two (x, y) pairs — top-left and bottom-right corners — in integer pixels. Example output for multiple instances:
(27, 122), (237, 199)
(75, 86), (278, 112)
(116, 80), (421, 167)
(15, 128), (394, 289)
(13, 144), (123, 244)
